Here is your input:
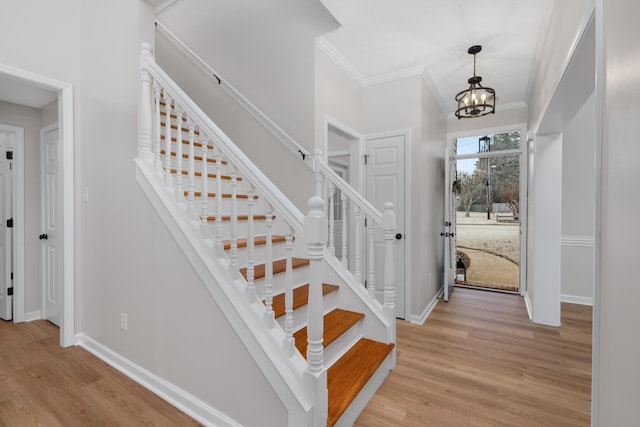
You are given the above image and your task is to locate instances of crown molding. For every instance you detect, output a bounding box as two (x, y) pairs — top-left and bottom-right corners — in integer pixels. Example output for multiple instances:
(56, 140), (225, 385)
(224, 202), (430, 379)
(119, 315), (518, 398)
(316, 37), (367, 86)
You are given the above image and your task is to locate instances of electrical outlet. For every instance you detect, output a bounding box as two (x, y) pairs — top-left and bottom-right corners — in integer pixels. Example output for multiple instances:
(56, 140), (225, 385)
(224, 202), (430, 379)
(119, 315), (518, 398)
(120, 313), (128, 331)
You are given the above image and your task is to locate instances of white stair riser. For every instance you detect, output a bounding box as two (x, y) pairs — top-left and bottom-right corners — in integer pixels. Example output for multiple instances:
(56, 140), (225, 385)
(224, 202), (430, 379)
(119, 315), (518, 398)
(252, 266), (310, 300)
(322, 320), (363, 369)
(198, 220), (295, 243)
(231, 242), (289, 268)
(274, 289), (339, 332)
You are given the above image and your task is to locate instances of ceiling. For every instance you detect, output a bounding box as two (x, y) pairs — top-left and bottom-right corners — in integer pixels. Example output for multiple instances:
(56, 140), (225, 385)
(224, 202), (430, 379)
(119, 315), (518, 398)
(318, 0), (556, 116)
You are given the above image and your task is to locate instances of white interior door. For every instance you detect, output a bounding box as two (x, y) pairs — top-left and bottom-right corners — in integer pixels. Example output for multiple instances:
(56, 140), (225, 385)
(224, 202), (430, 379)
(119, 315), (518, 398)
(365, 134), (405, 318)
(0, 131), (14, 320)
(41, 126), (62, 327)
(443, 140), (457, 301)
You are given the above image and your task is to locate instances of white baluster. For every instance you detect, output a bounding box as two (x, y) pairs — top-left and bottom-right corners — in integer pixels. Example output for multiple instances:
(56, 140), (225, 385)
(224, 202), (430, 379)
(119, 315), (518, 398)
(163, 97), (173, 187)
(245, 188), (257, 303)
(341, 191), (348, 268)
(174, 108), (184, 198)
(283, 228), (295, 356)
(382, 202), (396, 354)
(153, 83), (162, 170)
(327, 183), (335, 256)
(186, 125), (196, 218)
(199, 138), (210, 238)
(214, 151), (224, 257)
(303, 196), (328, 427)
(139, 43), (153, 161)
(354, 204), (362, 284)
(229, 169), (239, 275)
(367, 217), (376, 300)
(263, 207), (275, 328)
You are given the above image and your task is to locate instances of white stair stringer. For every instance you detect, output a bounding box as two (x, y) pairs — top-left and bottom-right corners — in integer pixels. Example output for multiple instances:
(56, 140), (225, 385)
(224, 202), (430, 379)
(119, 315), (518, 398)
(136, 159), (312, 426)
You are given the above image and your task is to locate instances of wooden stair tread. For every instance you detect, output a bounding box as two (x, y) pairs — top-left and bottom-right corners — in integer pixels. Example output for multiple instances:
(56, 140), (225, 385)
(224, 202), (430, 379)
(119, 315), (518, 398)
(293, 309), (365, 358)
(239, 257), (309, 280)
(327, 339), (395, 427)
(200, 214), (269, 222)
(167, 168), (236, 181)
(183, 191), (256, 200)
(222, 235), (286, 251)
(161, 149), (222, 164)
(160, 134), (215, 150)
(159, 121), (200, 136)
(271, 283), (339, 318)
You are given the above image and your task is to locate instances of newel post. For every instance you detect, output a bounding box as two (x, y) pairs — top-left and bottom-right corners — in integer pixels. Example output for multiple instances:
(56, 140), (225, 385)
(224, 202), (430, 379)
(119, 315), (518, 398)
(139, 42), (153, 161)
(382, 202), (396, 346)
(303, 196), (328, 427)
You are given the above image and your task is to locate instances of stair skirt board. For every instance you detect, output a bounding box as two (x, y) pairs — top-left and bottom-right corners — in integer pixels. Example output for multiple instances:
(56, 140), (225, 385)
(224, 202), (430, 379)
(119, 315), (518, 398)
(76, 333), (243, 427)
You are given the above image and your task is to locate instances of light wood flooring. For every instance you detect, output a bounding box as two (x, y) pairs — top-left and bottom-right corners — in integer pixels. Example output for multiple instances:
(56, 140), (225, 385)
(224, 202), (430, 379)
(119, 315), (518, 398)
(355, 287), (593, 426)
(0, 320), (201, 426)
(0, 287), (592, 426)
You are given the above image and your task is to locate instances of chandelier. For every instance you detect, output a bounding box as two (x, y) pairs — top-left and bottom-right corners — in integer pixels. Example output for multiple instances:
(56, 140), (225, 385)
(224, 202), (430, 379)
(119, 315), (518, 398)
(455, 45), (496, 119)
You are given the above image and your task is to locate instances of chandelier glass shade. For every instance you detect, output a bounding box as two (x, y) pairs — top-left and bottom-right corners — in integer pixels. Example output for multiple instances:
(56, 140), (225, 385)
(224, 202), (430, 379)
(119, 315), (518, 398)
(455, 45), (496, 119)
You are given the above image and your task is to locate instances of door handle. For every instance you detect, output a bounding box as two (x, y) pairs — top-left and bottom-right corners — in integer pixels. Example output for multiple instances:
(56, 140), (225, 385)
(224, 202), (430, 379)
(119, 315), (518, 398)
(395, 233), (403, 240)
(39, 233), (48, 240)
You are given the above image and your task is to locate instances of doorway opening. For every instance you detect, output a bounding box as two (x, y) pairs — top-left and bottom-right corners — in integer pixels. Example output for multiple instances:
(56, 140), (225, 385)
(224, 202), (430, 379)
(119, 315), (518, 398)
(447, 129), (525, 296)
(0, 64), (75, 347)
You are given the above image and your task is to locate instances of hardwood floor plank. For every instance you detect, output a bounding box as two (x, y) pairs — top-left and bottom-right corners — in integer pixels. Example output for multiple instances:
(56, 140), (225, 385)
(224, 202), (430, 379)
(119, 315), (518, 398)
(0, 319), (202, 426)
(355, 288), (592, 426)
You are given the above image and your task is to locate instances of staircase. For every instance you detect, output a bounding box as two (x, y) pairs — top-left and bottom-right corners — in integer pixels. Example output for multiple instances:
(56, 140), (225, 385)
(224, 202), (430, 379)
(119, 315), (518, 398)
(137, 43), (397, 426)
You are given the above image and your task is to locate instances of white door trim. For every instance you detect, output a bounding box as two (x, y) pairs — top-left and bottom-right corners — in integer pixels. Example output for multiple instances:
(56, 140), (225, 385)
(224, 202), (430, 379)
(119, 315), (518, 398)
(0, 124), (24, 322)
(363, 128), (411, 320)
(446, 123), (528, 298)
(0, 62), (75, 347)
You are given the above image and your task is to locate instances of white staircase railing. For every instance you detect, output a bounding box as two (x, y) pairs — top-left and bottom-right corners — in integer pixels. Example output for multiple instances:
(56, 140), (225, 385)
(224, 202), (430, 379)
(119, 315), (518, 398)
(315, 156), (397, 340)
(138, 42), (396, 425)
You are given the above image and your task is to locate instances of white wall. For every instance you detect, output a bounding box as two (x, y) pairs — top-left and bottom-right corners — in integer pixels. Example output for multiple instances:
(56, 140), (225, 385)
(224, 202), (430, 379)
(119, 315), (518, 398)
(447, 105), (528, 135)
(156, 0), (339, 157)
(361, 75), (446, 320)
(0, 101), (42, 314)
(595, 0), (640, 423)
(529, 133), (562, 326)
(314, 47), (363, 149)
(561, 92), (595, 303)
(418, 77), (446, 317)
(0, 1), (288, 424)
(155, 30), (315, 211)
(528, 0), (594, 131)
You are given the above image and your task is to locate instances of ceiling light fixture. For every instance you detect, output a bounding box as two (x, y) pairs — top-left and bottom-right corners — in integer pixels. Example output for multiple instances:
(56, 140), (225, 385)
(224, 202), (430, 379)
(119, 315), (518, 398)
(455, 45), (496, 119)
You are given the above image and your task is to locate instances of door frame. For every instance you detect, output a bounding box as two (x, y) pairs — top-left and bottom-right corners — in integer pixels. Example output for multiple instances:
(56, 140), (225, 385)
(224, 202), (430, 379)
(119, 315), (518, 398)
(446, 123), (528, 298)
(323, 116), (411, 319)
(363, 130), (409, 319)
(0, 124), (23, 322)
(0, 63), (75, 347)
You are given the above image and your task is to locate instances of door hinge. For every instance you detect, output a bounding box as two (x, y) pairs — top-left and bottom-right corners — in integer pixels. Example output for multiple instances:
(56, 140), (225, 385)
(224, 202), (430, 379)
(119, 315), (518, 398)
(6, 151), (13, 160)
(6, 218), (13, 228)
(10, 272), (13, 281)
(364, 217), (367, 227)
(7, 287), (13, 296)
(363, 154), (369, 165)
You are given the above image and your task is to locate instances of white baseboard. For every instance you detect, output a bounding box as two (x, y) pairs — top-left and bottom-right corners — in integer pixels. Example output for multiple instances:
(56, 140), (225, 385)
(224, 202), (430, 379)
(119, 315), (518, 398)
(408, 286), (444, 325)
(523, 292), (533, 320)
(23, 310), (42, 322)
(561, 294), (594, 306)
(75, 333), (242, 427)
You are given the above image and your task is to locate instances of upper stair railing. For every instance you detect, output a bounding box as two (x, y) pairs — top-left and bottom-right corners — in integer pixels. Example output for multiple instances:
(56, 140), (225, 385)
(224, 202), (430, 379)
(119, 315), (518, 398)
(314, 156), (397, 342)
(138, 42), (396, 425)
